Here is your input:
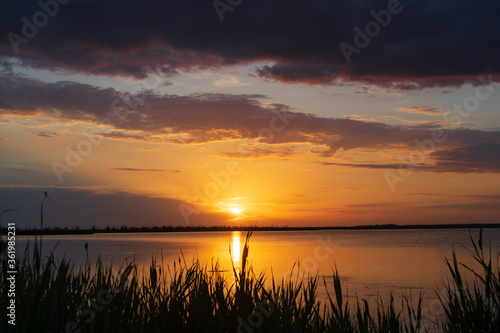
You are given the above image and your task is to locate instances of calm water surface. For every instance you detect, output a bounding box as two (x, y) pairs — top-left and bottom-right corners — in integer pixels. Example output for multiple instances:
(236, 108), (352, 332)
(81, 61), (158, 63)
(17, 228), (500, 323)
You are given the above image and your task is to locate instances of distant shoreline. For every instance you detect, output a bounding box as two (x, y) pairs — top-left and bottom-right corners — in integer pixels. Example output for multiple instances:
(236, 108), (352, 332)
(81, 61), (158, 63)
(6, 223), (500, 236)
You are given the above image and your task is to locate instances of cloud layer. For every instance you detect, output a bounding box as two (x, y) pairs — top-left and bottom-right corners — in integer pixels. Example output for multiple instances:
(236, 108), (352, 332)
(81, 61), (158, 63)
(1, 0), (499, 87)
(1, 75), (500, 173)
(394, 106), (444, 115)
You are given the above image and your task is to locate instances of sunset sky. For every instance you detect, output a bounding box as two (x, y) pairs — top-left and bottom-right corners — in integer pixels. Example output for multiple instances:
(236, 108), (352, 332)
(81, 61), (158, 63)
(1, 0), (499, 228)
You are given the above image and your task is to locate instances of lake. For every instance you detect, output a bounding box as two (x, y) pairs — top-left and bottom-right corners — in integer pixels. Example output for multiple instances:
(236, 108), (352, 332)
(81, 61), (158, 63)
(17, 228), (500, 326)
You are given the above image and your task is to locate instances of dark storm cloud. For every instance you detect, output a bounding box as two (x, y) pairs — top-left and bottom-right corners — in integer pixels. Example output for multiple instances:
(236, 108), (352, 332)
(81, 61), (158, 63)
(1, 0), (499, 87)
(2, 75), (500, 173)
(0, 75), (118, 118)
(430, 143), (500, 173)
(0, 58), (12, 74)
(0, 187), (228, 228)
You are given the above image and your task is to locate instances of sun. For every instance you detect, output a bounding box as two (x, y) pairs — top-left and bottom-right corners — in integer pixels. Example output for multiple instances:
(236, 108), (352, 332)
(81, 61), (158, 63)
(231, 207), (241, 214)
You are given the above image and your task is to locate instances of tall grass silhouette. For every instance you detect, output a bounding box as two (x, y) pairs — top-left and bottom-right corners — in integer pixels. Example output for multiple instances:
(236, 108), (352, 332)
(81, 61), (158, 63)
(0, 230), (498, 332)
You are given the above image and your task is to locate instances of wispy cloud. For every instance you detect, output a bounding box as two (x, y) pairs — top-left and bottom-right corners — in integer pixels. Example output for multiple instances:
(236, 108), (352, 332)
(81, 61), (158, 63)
(1, 167), (34, 173)
(218, 146), (294, 159)
(414, 203), (500, 211)
(342, 202), (395, 208)
(394, 106), (444, 115)
(37, 131), (60, 138)
(111, 168), (167, 172)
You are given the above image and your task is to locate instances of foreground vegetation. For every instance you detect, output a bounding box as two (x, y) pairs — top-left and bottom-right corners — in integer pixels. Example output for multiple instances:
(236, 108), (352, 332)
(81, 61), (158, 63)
(0, 231), (499, 332)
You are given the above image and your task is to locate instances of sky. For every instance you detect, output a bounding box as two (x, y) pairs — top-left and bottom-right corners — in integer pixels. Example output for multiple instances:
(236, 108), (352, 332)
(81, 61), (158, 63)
(0, 0), (499, 229)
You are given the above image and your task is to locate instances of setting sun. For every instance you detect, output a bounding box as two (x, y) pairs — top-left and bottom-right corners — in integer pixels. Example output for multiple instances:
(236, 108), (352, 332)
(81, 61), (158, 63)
(2, 1), (500, 331)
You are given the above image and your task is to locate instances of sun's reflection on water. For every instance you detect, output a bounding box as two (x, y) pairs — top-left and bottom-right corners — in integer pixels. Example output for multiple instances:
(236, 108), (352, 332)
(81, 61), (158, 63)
(231, 231), (241, 275)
